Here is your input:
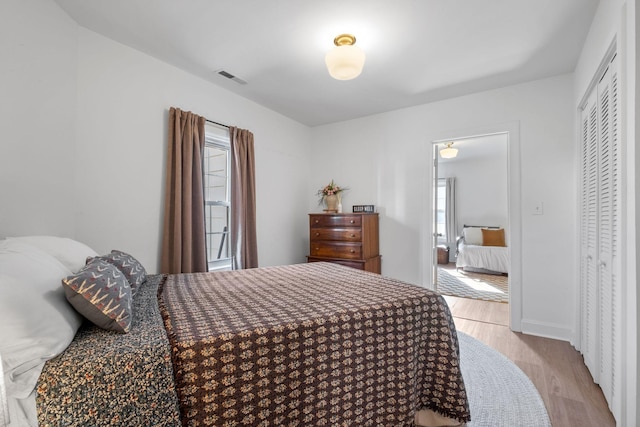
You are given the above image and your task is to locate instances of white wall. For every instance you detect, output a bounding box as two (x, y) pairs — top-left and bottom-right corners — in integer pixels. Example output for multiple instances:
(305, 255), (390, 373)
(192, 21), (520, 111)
(635, 2), (639, 420)
(574, 0), (637, 425)
(310, 74), (576, 340)
(0, 0), (312, 273)
(0, 0), (78, 237)
(74, 28), (312, 273)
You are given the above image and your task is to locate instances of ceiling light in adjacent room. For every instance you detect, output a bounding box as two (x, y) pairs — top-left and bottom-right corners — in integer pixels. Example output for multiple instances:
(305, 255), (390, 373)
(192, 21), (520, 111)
(439, 142), (458, 159)
(325, 34), (366, 80)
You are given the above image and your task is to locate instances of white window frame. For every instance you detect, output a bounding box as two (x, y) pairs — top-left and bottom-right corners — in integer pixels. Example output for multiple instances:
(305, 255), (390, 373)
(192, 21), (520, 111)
(204, 128), (231, 271)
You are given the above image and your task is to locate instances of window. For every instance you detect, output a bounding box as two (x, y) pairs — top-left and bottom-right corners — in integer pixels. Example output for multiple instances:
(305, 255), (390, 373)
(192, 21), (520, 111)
(436, 178), (446, 240)
(204, 128), (231, 271)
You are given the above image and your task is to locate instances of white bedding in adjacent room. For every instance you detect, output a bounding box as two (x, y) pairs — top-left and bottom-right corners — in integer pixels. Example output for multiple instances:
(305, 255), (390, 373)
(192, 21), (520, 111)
(456, 244), (509, 274)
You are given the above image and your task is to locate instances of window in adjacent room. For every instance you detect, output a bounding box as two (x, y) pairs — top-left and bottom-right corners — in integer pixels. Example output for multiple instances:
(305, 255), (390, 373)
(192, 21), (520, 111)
(436, 178), (446, 240)
(204, 126), (231, 271)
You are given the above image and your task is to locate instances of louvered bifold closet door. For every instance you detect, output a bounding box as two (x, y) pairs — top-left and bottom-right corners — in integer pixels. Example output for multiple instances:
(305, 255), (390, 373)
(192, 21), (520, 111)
(579, 54), (622, 422)
(597, 55), (622, 420)
(580, 89), (599, 381)
(609, 59), (622, 420)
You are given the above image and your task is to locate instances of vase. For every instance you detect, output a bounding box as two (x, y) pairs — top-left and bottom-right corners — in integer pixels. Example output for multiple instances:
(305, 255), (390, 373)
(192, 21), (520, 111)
(324, 194), (338, 211)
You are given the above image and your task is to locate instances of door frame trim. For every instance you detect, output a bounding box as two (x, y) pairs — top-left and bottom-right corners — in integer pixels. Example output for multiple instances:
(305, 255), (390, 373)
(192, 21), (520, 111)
(422, 121), (522, 331)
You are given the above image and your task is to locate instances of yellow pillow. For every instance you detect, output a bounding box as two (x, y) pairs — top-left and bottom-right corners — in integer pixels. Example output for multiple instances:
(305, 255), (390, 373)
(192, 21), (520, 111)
(482, 228), (506, 247)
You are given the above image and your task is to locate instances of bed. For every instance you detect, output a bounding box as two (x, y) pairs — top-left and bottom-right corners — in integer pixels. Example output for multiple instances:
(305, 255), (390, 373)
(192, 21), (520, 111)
(0, 237), (470, 427)
(455, 225), (509, 275)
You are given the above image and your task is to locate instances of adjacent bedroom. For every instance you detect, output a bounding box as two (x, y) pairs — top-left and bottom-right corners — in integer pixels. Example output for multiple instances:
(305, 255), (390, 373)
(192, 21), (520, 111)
(1, 1), (637, 427)
(434, 134), (509, 304)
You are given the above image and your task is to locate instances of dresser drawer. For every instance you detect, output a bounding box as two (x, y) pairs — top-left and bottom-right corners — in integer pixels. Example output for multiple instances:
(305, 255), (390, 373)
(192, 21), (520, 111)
(310, 228), (362, 242)
(306, 256), (381, 274)
(310, 242), (362, 259)
(307, 257), (365, 270)
(310, 214), (361, 228)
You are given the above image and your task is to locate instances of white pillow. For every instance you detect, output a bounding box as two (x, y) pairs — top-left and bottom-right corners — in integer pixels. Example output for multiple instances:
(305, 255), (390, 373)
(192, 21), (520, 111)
(0, 240), (73, 293)
(6, 236), (98, 273)
(0, 240), (82, 403)
(463, 227), (483, 245)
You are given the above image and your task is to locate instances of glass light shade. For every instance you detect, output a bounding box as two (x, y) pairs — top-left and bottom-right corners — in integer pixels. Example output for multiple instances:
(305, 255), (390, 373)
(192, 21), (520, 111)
(439, 146), (458, 159)
(325, 45), (366, 80)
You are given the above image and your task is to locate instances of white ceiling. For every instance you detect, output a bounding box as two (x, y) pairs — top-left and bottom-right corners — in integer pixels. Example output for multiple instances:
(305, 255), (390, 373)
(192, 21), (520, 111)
(54, 0), (599, 127)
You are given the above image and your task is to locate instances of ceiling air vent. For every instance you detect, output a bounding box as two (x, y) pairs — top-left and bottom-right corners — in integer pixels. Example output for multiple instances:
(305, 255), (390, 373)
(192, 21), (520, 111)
(216, 70), (247, 85)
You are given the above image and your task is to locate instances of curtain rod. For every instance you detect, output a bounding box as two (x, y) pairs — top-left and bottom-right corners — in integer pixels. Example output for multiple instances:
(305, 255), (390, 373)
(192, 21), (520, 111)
(205, 119), (230, 129)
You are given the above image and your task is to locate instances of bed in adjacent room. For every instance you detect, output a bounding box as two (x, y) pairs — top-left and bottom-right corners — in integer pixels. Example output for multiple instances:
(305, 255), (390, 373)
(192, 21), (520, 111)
(0, 237), (470, 427)
(456, 225), (509, 275)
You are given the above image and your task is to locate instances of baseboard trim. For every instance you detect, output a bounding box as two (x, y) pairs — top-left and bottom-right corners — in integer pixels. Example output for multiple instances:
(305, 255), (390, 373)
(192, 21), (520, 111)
(520, 319), (573, 342)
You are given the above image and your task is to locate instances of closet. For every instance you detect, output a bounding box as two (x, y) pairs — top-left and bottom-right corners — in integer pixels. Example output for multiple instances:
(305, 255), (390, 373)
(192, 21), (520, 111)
(579, 52), (622, 421)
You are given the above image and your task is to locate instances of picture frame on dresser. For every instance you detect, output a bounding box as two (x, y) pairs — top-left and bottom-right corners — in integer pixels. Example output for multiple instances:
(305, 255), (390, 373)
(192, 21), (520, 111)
(307, 212), (381, 274)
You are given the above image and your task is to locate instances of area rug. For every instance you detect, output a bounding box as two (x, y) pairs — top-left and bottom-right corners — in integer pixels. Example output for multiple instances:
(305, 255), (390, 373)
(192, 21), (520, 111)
(437, 265), (508, 303)
(458, 332), (551, 427)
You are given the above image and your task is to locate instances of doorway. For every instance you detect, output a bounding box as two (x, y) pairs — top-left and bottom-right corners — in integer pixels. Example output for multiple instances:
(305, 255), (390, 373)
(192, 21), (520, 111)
(424, 122), (522, 331)
(433, 134), (509, 303)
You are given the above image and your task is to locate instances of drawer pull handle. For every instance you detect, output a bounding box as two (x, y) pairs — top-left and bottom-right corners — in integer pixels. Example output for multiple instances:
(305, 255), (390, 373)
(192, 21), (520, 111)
(315, 248), (320, 251)
(315, 233), (320, 237)
(349, 220), (355, 224)
(315, 219), (319, 224)
(350, 234), (355, 237)
(350, 249), (355, 253)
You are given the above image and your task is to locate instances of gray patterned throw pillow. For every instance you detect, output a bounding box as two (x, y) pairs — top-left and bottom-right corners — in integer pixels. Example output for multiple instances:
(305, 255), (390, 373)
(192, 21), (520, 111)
(62, 259), (133, 333)
(92, 250), (147, 295)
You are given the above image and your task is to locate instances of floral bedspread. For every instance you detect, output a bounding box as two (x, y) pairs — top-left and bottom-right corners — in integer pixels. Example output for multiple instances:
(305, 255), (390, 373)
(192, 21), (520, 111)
(159, 262), (470, 427)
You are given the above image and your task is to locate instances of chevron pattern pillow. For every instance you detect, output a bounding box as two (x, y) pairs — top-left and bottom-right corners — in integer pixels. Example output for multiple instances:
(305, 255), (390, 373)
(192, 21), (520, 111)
(62, 259), (133, 333)
(92, 250), (147, 295)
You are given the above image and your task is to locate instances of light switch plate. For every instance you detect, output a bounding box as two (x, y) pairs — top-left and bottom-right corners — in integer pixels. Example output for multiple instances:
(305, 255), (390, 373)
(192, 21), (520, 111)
(532, 202), (544, 215)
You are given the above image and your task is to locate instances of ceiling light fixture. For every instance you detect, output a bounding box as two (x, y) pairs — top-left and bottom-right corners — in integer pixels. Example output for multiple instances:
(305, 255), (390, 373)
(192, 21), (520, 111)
(325, 34), (366, 80)
(439, 142), (459, 159)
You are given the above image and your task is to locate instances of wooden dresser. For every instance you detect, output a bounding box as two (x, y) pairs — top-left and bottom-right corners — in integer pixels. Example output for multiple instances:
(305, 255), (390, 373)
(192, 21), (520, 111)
(307, 213), (381, 274)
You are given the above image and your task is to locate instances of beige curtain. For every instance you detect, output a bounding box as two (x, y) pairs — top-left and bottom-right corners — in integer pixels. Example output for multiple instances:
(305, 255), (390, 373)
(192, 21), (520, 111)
(160, 107), (207, 274)
(230, 126), (258, 269)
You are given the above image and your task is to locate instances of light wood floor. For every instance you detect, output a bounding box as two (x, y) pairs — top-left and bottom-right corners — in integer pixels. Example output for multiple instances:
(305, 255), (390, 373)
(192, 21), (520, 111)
(444, 295), (616, 427)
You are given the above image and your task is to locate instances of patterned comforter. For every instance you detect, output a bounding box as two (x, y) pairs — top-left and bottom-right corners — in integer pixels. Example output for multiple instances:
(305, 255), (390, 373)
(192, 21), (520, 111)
(37, 263), (469, 426)
(159, 262), (469, 426)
